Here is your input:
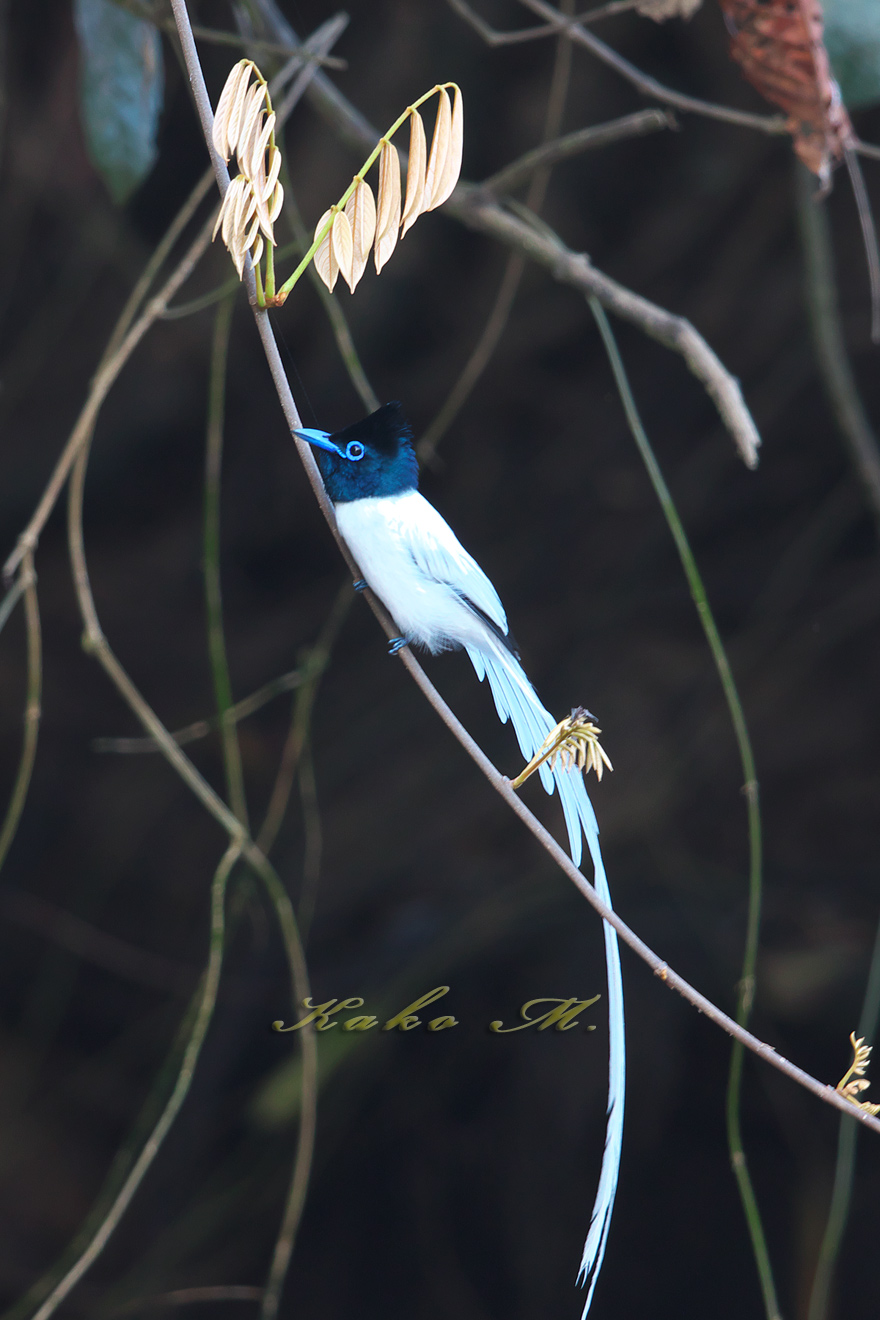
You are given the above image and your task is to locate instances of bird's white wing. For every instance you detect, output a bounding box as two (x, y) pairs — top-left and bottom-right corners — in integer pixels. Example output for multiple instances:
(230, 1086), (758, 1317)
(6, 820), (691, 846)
(395, 493), (509, 634)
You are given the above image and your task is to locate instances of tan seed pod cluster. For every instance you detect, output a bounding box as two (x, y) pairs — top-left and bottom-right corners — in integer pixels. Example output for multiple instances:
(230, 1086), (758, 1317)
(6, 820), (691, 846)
(837, 1033), (880, 1115)
(510, 707), (613, 790)
(211, 60), (284, 277)
(312, 83), (463, 294)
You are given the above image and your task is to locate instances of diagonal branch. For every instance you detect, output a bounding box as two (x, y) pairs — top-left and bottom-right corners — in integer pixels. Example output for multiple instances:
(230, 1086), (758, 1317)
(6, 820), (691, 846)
(448, 187), (761, 465)
(170, 0), (880, 1138)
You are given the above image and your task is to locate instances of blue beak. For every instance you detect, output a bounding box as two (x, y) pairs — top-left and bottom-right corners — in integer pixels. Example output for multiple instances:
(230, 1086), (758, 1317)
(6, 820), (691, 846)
(294, 427), (342, 455)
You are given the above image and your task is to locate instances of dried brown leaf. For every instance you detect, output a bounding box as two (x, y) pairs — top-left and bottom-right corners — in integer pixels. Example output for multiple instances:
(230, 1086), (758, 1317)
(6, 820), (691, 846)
(344, 179), (377, 291)
(424, 88), (452, 212)
(374, 141), (402, 273)
(431, 85), (463, 209)
(313, 208), (338, 292)
(400, 109), (427, 238)
(331, 208), (355, 291)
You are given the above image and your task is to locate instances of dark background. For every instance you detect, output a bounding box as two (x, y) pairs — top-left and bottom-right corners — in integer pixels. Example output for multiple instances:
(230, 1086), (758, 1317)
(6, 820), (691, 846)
(0, 1), (879, 1317)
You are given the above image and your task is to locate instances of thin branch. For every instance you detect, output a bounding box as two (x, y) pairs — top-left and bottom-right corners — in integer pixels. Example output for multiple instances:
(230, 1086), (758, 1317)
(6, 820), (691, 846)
(92, 666), (307, 753)
(447, 186), (761, 465)
(419, 2), (577, 464)
(808, 911), (880, 1320)
(2, 214), (216, 585)
(482, 107), (674, 194)
(795, 162), (880, 535)
(109, 0), (345, 64)
(448, 0), (786, 134)
(518, 0), (788, 132)
(0, 887), (193, 993)
(29, 840), (241, 1320)
(205, 292), (250, 828)
(169, 0), (880, 1146)
(589, 298), (780, 1320)
(256, 581), (351, 856)
(446, 0), (656, 45)
(111, 1286), (263, 1316)
(0, 553), (40, 877)
(855, 138), (880, 162)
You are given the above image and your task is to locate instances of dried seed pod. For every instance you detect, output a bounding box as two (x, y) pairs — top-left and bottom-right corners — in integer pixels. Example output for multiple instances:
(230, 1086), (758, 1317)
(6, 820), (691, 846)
(430, 85), (463, 209)
(331, 209), (355, 291)
(400, 109), (427, 237)
(374, 140), (402, 273)
(313, 208), (338, 291)
(344, 179), (377, 291)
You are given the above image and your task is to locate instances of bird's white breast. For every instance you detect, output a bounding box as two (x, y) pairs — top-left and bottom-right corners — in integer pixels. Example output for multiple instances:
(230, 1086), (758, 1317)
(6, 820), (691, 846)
(335, 491), (502, 653)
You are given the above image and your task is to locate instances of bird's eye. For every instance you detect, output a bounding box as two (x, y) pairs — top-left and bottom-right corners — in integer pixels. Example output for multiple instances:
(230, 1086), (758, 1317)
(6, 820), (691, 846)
(346, 441), (365, 461)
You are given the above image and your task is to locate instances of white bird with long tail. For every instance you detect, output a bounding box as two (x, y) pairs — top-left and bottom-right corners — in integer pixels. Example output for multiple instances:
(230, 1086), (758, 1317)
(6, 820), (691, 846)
(296, 402), (624, 1316)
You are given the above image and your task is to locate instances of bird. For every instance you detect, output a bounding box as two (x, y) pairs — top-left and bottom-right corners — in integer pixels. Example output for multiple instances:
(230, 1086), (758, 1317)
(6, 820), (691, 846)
(295, 401), (624, 1318)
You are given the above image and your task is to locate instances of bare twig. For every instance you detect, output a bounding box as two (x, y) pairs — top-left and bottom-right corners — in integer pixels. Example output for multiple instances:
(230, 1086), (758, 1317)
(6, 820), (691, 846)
(0, 553), (40, 878)
(447, 186), (761, 465)
(482, 107), (674, 195)
(29, 840), (242, 1320)
(449, 0), (787, 134)
(796, 162), (880, 534)
(167, 0), (880, 1139)
(92, 667), (307, 753)
(111, 1286), (263, 1316)
(420, 0), (578, 462)
(0, 887), (193, 993)
(446, 0), (661, 45)
(205, 292), (250, 828)
(590, 298), (780, 1320)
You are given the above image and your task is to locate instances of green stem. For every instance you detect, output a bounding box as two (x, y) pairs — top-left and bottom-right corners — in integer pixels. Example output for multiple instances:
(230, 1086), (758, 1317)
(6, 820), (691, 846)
(274, 83), (458, 303)
(589, 297), (777, 1320)
(26, 841), (240, 1320)
(807, 914), (880, 1320)
(795, 161), (880, 535)
(204, 293), (249, 828)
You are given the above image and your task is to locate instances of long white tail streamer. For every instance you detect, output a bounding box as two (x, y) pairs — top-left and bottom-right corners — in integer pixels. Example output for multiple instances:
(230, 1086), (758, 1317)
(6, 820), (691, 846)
(465, 639), (625, 1316)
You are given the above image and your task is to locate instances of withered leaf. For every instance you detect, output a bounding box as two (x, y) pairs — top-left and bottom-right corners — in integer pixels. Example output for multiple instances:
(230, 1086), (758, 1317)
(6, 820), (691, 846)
(429, 85), (463, 210)
(312, 208), (339, 291)
(344, 179), (377, 291)
(400, 109), (427, 237)
(374, 140), (402, 273)
(330, 208), (355, 291)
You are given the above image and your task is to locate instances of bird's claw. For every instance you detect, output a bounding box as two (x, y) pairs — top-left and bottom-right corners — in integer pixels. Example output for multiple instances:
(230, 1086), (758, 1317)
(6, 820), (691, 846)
(388, 636), (408, 655)
(353, 578), (367, 592)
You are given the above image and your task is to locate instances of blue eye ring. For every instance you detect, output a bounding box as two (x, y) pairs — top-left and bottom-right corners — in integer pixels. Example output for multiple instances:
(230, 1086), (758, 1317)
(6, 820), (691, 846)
(346, 441), (365, 461)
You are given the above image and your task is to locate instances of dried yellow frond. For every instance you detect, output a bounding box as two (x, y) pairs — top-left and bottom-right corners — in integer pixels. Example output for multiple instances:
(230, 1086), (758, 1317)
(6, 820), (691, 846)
(400, 109), (427, 237)
(837, 1032), (880, 1115)
(510, 707), (613, 791)
(344, 179), (377, 292)
(374, 141), (402, 273)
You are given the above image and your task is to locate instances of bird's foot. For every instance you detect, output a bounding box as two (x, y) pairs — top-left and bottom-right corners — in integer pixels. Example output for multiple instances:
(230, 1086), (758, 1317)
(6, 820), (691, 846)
(353, 578), (367, 593)
(388, 636), (408, 655)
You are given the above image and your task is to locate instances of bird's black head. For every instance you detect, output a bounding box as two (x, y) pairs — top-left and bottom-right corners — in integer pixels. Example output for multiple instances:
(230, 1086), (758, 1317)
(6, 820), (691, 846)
(295, 402), (419, 503)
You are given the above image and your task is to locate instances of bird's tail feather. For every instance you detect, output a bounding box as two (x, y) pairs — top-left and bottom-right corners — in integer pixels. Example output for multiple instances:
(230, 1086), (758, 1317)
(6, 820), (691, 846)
(466, 642), (625, 1318)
